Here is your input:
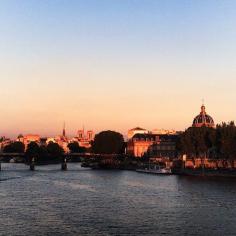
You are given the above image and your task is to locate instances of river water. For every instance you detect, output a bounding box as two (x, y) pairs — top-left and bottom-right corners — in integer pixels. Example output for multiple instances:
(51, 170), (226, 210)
(0, 163), (236, 236)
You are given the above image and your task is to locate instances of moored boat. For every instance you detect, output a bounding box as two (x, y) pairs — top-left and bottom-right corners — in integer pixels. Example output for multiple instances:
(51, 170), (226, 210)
(136, 164), (172, 175)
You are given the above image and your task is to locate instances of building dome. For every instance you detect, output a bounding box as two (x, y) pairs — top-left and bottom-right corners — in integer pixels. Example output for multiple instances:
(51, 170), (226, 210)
(192, 104), (215, 128)
(127, 127), (148, 139)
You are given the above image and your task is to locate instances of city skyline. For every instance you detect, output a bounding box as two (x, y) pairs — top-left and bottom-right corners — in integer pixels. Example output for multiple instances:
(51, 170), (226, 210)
(1, 104), (216, 139)
(1, 0), (236, 137)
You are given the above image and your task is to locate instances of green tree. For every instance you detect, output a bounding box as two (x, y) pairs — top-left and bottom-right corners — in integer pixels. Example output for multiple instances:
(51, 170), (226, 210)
(92, 130), (124, 154)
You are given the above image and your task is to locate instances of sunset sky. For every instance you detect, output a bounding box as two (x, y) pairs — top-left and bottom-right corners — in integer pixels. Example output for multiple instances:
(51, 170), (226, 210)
(1, 0), (236, 137)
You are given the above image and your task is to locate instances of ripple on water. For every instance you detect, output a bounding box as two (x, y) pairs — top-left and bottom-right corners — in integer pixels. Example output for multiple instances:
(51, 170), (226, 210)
(1, 164), (236, 236)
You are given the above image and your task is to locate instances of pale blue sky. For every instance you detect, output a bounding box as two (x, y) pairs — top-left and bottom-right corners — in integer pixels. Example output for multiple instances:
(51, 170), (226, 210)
(0, 0), (236, 137)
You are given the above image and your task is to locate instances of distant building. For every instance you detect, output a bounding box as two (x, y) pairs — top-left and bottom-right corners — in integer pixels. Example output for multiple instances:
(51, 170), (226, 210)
(53, 123), (69, 153)
(0, 137), (12, 151)
(152, 129), (177, 135)
(17, 134), (40, 149)
(72, 129), (94, 149)
(127, 127), (148, 140)
(39, 137), (47, 146)
(46, 136), (68, 152)
(46, 137), (57, 144)
(192, 104), (215, 128)
(149, 135), (178, 159)
(127, 133), (178, 158)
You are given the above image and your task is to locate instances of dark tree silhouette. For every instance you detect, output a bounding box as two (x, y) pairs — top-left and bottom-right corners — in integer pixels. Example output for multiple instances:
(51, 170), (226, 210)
(25, 142), (40, 157)
(25, 141), (64, 163)
(92, 130), (124, 154)
(216, 121), (236, 167)
(47, 141), (64, 159)
(3, 141), (25, 153)
(178, 122), (236, 166)
(177, 126), (215, 158)
(68, 142), (86, 153)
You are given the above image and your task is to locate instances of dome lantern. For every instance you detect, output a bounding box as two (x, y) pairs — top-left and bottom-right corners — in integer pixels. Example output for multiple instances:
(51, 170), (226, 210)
(200, 105), (206, 114)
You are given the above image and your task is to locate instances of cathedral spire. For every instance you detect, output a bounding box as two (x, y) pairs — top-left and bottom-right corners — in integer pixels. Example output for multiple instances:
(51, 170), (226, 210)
(63, 121), (66, 137)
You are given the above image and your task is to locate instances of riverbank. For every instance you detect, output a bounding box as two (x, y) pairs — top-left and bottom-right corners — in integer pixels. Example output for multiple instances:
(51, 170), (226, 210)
(3, 155), (236, 179)
(173, 168), (236, 178)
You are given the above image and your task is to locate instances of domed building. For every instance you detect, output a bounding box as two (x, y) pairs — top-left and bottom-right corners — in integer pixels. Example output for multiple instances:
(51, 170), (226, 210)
(127, 127), (148, 140)
(192, 104), (215, 128)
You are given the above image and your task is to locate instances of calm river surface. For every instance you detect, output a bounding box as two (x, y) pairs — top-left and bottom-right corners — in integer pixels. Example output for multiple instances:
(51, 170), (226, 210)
(1, 163), (236, 236)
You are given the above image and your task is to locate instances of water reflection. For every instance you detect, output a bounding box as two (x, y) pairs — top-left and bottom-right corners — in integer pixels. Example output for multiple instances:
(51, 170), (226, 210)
(1, 163), (236, 236)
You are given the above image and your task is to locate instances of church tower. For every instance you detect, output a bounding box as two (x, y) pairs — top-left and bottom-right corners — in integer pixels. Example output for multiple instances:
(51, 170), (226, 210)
(63, 121), (66, 137)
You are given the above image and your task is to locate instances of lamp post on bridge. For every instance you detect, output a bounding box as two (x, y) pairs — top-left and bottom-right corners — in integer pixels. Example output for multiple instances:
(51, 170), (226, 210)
(30, 157), (35, 171)
(61, 157), (67, 171)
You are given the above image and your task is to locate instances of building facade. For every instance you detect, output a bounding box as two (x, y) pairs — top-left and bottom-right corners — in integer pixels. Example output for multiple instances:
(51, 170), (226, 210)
(72, 129), (94, 149)
(17, 134), (41, 149)
(127, 133), (178, 158)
